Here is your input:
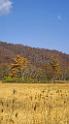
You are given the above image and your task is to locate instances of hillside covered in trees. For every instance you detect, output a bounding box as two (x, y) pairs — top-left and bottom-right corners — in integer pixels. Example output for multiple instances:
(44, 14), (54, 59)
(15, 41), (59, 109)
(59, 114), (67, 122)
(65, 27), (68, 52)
(0, 41), (69, 82)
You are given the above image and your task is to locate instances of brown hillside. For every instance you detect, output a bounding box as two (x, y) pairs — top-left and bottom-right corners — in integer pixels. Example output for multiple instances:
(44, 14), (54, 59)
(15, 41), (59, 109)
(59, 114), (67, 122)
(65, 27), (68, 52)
(0, 41), (69, 69)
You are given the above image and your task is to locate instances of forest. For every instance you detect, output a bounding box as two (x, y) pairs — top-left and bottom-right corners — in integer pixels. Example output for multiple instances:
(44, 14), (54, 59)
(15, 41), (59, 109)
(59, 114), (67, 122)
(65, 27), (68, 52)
(0, 41), (69, 83)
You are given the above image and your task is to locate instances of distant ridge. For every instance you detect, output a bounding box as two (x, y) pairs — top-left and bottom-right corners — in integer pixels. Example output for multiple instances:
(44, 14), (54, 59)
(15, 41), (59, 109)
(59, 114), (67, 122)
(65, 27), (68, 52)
(0, 41), (69, 69)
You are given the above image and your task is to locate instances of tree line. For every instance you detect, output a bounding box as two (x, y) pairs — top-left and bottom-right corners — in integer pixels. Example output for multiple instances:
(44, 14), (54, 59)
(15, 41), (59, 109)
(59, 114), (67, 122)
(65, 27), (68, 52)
(0, 55), (69, 83)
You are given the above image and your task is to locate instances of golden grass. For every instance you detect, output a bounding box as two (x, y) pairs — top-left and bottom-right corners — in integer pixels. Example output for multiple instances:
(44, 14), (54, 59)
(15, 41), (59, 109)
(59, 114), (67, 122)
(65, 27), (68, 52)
(0, 83), (69, 124)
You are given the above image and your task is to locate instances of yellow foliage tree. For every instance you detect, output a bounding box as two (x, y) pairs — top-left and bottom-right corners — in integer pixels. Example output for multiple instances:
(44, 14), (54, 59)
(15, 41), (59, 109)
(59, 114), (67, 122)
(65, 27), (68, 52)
(10, 55), (29, 78)
(42, 57), (62, 80)
(50, 58), (62, 80)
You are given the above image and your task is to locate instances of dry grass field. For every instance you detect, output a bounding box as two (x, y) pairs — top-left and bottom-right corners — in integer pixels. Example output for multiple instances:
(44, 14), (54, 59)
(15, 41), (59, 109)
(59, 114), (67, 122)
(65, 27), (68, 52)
(0, 82), (69, 124)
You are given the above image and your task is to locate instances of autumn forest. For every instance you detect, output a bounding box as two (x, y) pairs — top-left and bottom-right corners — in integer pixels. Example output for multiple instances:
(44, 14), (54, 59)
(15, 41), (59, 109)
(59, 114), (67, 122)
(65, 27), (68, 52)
(0, 41), (69, 83)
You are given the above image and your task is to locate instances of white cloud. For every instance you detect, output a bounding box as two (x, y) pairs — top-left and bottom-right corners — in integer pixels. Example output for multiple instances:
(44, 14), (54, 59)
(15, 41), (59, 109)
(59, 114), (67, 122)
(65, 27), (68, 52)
(0, 0), (13, 15)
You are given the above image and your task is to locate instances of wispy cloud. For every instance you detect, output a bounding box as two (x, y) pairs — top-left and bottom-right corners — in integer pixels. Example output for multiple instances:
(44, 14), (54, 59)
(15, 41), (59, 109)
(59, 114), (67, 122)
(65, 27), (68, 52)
(0, 0), (13, 15)
(57, 15), (62, 21)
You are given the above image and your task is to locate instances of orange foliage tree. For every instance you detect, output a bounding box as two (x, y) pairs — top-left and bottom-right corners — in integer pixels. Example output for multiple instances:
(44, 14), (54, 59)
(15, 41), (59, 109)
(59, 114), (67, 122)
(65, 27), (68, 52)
(42, 57), (62, 80)
(10, 55), (29, 78)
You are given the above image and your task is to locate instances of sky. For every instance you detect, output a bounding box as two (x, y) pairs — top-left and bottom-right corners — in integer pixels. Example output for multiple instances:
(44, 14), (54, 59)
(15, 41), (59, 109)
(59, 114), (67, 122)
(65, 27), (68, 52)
(0, 0), (69, 54)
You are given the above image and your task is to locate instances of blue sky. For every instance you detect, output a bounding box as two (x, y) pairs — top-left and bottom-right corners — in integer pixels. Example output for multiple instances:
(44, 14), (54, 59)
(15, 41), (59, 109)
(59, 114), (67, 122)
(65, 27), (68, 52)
(0, 0), (69, 53)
